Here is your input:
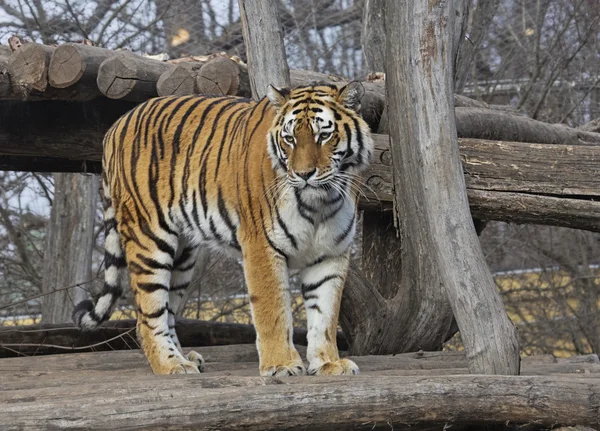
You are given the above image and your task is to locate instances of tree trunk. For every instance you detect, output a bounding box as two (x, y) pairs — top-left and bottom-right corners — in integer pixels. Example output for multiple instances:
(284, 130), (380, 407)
(41, 173), (98, 324)
(238, 0), (291, 98)
(384, 0), (519, 374)
(361, 0), (386, 73)
(454, 0), (500, 93)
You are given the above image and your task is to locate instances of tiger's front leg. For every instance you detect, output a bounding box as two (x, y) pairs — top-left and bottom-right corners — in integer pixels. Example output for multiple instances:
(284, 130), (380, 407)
(242, 241), (306, 377)
(300, 253), (359, 375)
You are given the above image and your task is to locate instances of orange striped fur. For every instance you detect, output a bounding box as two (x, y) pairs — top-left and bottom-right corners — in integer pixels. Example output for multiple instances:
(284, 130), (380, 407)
(73, 82), (373, 375)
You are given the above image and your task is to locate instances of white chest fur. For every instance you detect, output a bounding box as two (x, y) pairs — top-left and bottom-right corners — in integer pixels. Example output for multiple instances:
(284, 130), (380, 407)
(272, 188), (356, 270)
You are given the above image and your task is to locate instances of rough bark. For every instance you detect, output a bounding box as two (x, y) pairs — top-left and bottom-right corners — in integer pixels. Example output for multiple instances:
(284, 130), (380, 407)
(361, 0), (386, 73)
(0, 319), (348, 358)
(1, 370), (598, 430)
(454, 0), (500, 93)
(238, 0), (291, 98)
(40, 173), (98, 324)
(0, 46), (11, 97)
(1, 99), (599, 232)
(97, 52), (171, 101)
(384, 0), (519, 374)
(48, 44), (111, 92)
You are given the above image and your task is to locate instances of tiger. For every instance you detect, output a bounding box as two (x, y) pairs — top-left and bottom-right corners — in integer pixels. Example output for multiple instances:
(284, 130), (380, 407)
(73, 82), (373, 376)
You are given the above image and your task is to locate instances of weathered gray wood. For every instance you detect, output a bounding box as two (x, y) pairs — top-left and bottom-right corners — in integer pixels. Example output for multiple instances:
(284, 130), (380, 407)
(468, 190), (600, 232)
(455, 107), (600, 146)
(1, 97), (599, 232)
(97, 52), (171, 101)
(40, 173), (98, 323)
(0, 46), (11, 97)
(0, 369), (597, 429)
(454, 0), (500, 93)
(7, 43), (54, 94)
(48, 44), (111, 92)
(384, 0), (519, 374)
(156, 64), (197, 97)
(361, 0), (386, 73)
(238, 0), (291, 99)
(0, 319), (348, 358)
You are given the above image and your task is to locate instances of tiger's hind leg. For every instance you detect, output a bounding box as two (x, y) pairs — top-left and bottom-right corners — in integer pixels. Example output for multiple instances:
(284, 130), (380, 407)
(123, 221), (200, 374)
(167, 243), (204, 372)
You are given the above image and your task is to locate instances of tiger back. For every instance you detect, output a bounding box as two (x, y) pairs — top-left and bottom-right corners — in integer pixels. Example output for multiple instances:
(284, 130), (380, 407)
(73, 82), (373, 375)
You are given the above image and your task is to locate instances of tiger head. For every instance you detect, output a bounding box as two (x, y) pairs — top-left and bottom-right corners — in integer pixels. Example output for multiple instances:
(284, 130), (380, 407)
(267, 82), (373, 194)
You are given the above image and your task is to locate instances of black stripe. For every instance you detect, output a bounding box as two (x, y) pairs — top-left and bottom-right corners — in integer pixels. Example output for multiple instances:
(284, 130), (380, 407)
(214, 104), (245, 178)
(138, 306), (168, 319)
(171, 282), (190, 291)
(217, 187), (239, 248)
(138, 218), (176, 258)
(174, 246), (197, 268)
(301, 274), (341, 294)
(334, 212), (356, 245)
(209, 217), (224, 242)
(275, 205), (297, 249)
(308, 304), (322, 313)
(136, 254), (173, 271)
(137, 282), (169, 293)
(351, 117), (365, 165)
(105, 252), (126, 269)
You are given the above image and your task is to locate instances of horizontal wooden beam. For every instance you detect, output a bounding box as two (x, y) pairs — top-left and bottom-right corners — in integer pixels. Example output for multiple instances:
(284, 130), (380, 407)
(0, 319), (348, 358)
(1, 100), (599, 232)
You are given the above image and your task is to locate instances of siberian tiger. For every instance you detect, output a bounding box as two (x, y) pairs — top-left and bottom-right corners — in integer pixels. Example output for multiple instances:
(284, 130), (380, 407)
(73, 82), (373, 376)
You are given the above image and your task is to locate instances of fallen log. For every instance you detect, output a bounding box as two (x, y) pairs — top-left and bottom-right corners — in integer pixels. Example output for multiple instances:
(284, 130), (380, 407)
(97, 52), (171, 101)
(0, 46), (11, 98)
(5, 43), (600, 146)
(1, 100), (599, 232)
(7, 43), (54, 94)
(156, 63), (198, 97)
(48, 44), (111, 96)
(0, 370), (597, 429)
(0, 318), (348, 358)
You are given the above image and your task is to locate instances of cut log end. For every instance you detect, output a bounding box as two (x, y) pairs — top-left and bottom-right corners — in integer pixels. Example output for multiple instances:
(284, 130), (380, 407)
(97, 55), (137, 99)
(157, 65), (195, 97)
(196, 57), (240, 96)
(48, 45), (84, 88)
(8, 43), (55, 93)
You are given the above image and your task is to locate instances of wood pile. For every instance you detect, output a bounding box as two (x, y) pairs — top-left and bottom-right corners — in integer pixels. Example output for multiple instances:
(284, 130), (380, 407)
(1, 42), (600, 232)
(1, 345), (598, 430)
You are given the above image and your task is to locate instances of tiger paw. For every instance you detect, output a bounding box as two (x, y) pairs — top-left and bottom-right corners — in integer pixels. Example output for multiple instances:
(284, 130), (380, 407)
(308, 358), (359, 376)
(260, 360), (306, 377)
(187, 350), (205, 372)
(152, 356), (201, 375)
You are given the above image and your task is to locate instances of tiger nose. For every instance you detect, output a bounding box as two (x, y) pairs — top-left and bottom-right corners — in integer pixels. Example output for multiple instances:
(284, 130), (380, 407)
(296, 169), (317, 181)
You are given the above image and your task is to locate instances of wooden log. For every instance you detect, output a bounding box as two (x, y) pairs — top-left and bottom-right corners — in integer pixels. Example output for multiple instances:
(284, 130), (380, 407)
(0, 156), (101, 173)
(0, 46), (11, 97)
(156, 64), (198, 97)
(7, 43), (54, 94)
(455, 107), (600, 146)
(97, 52), (171, 101)
(48, 44), (111, 93)
(239, 0), (291, 99)
(0, 371), (597, 429)
(0, 319), (348, 358)
(1, 99), (599, 232)
(195, 56), (242, 96)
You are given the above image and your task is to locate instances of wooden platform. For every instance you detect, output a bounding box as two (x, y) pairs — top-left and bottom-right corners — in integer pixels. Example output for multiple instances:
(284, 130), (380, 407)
(1, 345), (599, 430)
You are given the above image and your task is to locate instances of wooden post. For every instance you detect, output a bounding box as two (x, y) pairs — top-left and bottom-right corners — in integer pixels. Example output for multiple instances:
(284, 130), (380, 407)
(41, 173), (98, 324)
(238, 0), (291, 98)
(384, 0), (520, 374)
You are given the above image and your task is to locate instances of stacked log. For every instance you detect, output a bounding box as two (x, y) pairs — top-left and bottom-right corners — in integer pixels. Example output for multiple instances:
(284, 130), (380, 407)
(1, 42), (600, 232)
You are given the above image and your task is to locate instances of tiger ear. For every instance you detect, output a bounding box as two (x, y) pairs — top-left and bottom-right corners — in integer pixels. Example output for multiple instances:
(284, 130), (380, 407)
(267, 85), (291, 109)
(337, 81), (364, 112)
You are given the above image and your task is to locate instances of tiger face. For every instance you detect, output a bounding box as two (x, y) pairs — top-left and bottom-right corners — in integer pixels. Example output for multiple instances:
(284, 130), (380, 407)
(267, 82), (373, 192)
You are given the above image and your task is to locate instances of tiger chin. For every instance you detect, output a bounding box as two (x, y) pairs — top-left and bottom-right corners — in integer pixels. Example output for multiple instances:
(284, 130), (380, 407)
(73, 81), (373, 376)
